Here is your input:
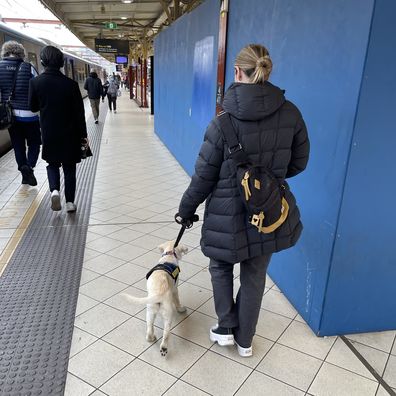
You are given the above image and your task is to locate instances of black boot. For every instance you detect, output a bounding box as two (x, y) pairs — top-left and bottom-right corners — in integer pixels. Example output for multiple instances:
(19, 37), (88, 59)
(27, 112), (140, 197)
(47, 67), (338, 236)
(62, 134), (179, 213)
(20, 165), (37, 186)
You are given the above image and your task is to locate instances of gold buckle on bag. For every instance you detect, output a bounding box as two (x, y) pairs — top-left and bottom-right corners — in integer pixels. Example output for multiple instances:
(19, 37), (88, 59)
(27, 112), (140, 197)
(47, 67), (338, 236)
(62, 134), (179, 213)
(251, 197), (290, 234)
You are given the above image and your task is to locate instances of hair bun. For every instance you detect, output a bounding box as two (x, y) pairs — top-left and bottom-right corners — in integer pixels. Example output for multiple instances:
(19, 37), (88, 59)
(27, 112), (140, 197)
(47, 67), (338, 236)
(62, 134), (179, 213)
(256, 55), (270, 68)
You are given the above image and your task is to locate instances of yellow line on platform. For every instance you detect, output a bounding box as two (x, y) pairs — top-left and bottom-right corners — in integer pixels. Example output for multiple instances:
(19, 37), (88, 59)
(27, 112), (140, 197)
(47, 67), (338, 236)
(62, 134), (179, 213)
(0, 185), (48, 277)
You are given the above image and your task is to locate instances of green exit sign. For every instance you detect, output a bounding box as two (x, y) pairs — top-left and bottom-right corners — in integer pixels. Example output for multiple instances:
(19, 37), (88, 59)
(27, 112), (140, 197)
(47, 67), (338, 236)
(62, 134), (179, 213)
(104, 22), (117, 29)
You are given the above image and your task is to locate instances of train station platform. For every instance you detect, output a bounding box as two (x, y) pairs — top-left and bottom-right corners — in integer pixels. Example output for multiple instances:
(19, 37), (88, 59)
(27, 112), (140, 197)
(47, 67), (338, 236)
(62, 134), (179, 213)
(0, 93), (395, 396)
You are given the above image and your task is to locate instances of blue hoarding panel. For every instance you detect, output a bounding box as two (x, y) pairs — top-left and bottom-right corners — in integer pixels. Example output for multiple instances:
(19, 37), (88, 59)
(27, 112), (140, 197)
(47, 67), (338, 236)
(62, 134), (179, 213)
(320, 0), (396, 335)
(154, 0), (219, 175)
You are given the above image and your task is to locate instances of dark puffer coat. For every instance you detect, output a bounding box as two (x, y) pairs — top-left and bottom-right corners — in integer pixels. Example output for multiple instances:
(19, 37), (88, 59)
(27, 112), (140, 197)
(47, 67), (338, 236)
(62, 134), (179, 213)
(84, 72), (103, 99)
(29, 69), (87, 164)
(179, 82), (310, 264)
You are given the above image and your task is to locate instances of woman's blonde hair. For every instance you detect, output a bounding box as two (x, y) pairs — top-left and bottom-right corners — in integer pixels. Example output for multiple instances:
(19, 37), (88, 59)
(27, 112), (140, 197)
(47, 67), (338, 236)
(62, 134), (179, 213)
(235, 44), (272, 84)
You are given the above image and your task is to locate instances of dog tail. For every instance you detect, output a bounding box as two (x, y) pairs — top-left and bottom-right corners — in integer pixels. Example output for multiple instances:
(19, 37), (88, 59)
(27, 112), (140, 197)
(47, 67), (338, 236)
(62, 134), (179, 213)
(121, 293), (164, 305)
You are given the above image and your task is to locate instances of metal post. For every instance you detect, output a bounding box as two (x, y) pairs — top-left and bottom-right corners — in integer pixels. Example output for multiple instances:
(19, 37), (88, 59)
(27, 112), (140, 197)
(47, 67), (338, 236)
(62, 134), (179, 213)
(215, 0), (229, 115)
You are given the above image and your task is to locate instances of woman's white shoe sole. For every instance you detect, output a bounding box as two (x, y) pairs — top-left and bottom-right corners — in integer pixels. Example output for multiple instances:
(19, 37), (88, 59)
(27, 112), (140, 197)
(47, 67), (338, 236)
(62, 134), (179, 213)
(209, 329), (234, 346)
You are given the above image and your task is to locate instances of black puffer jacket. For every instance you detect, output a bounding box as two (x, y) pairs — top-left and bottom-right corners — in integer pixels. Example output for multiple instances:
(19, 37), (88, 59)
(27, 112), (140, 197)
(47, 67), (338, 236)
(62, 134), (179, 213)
(84, 72), (103, 99)
(179, 82), (309, 263)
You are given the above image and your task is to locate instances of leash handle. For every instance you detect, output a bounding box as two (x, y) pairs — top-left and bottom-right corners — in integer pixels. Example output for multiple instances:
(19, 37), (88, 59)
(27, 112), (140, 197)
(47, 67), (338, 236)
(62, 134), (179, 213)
(173, 213), (199, 248)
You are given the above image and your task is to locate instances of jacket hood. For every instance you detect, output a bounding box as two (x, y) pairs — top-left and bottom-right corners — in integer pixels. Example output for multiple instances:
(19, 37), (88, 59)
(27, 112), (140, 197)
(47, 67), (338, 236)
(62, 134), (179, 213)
(89, 72), (98, 78)
(222, 82), (285, 121)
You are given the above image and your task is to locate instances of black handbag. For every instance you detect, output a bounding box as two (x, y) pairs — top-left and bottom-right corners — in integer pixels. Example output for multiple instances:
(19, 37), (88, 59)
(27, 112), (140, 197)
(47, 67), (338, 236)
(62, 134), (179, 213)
(81, 138), (93, 159)
(0, 62), (23, 130)
(217, 111), (289, 234)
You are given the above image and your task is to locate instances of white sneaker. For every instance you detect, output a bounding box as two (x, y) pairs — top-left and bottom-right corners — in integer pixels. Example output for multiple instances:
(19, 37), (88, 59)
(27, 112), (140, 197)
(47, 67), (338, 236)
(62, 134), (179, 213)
(235, 341), (253, 357)
(114, 110), (117, 113)
(209, 325), (234, 346)
(50, 190), (61, 211)
(66, 202), (77, 213)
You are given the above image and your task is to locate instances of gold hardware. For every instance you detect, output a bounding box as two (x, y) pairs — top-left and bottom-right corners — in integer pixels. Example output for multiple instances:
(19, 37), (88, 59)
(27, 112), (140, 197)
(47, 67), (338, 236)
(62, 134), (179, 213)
(254, 179), (261, 190)
(241, 171), (252, 201)
(250, 198), (290, 234)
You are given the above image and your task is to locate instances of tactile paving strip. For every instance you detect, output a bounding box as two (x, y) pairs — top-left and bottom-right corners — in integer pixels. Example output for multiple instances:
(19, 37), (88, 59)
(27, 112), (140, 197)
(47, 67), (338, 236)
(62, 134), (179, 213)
(0, 105), (107, 396)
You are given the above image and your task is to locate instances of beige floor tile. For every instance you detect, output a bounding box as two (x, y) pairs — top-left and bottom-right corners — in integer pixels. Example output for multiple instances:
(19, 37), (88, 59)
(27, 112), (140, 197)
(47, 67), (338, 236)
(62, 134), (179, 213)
(64, 373), (95, 396)
(326, 338), (388, 380)
(278, 321), (336, 359)
(177, 260), (204, 282)
(172, 311), (215, 348)
(90, 210), (121, 222)
(261, 289), (298, 319)
(106, 261), (148, 285)
(392, 340), (396, 355)
(79, 275), (128, 301)
(183, 248), (209, 267)
(383, 355), (396, 388)
(255, 309), (293, 341)
(89, 390), (107, 396)
(212, 334), (273, 368)
(128, 221), (164, 234)
(197, 297), (217, 319)
(80, 268), (101, 285)
(83, 248), (102, 261)
(129, 233), (167, 250)
(107, 227), (144, 243)
(68, 340), (134, 388)
(104, 286), (146, 315)
(235, 371), (305, 396)
(308, 362), (378, 396)
(186, 268), (212, 290)
(103, 316), (160, 356)
(163, 380), (208, 396)
(257, 343), (322, 391)
(86, 236), (124, 254)
(75, 294), (99, 316)
(74, 303), (130, 337)
(346, 331), (396, 353)
(100, 359), (176, 396)
(140, 334), (206, 377)
(69, 327), (98, 358)
(130, 249), (163, 269)
(181, 351), (252, 396)
(88, 224), (123, 236)
(177, 282), (212, 310)
(83, 254), (126, 275)
(376, 385), (396, 396)
(106, 243), (148, 261)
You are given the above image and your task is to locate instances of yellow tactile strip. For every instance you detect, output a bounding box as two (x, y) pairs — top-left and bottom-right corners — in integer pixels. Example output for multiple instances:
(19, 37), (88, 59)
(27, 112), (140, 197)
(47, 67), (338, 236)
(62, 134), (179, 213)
(0, 184), (47, 277)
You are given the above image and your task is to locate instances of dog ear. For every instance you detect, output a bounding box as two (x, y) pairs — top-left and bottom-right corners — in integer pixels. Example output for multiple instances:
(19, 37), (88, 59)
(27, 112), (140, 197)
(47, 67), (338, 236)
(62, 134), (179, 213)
(158, 242), (167, 253)
(175, 244), (188, 257)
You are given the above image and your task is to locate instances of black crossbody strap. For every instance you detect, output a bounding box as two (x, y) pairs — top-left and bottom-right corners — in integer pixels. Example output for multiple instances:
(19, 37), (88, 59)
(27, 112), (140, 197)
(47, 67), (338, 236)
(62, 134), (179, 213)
(8, 62), (23, 102)
(217, 111), (250, 166)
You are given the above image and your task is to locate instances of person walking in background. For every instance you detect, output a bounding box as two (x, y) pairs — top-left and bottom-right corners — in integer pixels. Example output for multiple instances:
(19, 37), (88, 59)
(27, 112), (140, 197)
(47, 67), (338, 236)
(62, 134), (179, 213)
(0, 41), (41, 186)
(102, 77), (109, 103)
(107, 76), (119, 113)
(29, 45), (87, 213)
(84, 70), (102, 124)
(177, 44), (309, 357)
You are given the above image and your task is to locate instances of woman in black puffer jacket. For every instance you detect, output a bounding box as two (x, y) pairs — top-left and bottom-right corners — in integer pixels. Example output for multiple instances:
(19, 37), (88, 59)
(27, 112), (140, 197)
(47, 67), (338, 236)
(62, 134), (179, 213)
(178, 44), (310, 357)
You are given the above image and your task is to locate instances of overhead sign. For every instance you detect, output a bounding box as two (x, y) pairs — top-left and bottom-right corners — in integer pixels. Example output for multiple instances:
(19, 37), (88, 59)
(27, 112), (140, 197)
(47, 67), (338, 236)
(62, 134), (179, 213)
(95, 39), (129, 54)
(115, 55), (128, 64)
(104, 22), (117, 29)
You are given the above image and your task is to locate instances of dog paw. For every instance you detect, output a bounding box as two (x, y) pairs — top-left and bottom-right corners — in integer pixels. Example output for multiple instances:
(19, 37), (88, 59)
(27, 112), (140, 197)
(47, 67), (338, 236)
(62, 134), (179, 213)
(177, 306), (187, 313)
(160, 347), (168, 357)
(146, 334), (156, 343)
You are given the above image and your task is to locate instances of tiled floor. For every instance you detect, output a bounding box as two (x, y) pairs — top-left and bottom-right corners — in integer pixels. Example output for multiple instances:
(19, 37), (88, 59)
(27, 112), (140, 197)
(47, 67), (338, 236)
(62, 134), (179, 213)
(1, 94), (395, 396)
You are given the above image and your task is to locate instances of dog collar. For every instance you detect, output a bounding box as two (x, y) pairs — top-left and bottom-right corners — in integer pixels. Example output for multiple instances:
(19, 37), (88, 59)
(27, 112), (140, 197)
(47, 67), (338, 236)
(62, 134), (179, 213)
(162, 250), (178, 259)
(146, 262), (180, 282)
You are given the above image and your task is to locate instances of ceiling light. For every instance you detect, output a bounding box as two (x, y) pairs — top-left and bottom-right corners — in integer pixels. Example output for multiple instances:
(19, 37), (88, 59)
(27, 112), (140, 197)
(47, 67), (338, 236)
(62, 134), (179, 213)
(122, 0), (133, 3)
(121, 16), (127, 19)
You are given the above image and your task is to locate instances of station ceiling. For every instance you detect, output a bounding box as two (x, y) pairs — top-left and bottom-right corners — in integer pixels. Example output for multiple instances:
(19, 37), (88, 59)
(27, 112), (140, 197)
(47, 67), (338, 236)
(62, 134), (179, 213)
(38, 0), (202, 58)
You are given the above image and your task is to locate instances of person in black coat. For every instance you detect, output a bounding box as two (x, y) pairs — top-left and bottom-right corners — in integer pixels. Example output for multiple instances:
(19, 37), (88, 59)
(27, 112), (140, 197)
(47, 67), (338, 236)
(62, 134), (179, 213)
(84, 71), (102, 124)
(178, 44), (309, 356)
(29, 45), (87, 213)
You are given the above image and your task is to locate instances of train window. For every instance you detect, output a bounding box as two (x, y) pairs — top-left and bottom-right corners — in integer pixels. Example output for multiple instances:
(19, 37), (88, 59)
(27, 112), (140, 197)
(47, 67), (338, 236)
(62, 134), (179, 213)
(28, 52), (38, 70)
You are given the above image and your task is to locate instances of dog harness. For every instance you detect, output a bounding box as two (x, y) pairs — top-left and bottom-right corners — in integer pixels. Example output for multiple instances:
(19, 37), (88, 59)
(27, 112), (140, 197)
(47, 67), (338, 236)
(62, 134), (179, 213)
(146, 262), (180, 282)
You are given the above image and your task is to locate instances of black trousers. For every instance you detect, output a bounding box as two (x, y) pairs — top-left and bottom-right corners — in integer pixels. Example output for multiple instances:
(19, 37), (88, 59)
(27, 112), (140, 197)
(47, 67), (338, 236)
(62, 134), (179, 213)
(8, 120), (41, 170)
(46, 163), (76, 203)
(107, 94), (117, 110)
(209, 254), (272, 347)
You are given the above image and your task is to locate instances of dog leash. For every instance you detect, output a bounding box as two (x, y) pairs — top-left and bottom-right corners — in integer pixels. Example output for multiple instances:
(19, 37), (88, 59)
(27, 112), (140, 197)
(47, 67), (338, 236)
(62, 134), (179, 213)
(174, 213), (199, 248)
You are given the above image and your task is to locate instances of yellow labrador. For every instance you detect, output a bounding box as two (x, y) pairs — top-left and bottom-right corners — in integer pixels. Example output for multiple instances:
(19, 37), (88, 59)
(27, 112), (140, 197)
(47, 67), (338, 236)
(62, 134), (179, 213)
(123, 241), (188, 356)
